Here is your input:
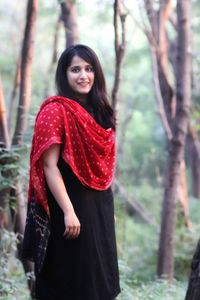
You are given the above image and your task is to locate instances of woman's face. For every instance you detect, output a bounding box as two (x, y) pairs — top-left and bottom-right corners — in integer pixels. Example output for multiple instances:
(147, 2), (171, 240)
(66, 55), (95, 100)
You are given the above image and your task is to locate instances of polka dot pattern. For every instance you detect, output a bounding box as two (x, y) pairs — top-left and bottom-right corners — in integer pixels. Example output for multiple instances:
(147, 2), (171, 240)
(29, 96), (116, 215)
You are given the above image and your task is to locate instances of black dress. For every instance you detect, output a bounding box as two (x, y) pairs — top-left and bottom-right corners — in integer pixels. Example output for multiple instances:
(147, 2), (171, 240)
(35, 158), (121, 300)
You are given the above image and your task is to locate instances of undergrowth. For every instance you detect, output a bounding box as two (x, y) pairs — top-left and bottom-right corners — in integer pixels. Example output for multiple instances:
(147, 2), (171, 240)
(1, 183), (200, 299)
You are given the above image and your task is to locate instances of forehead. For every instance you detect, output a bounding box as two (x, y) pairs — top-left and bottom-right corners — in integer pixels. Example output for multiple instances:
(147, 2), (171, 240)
(69, 55), (91, 66)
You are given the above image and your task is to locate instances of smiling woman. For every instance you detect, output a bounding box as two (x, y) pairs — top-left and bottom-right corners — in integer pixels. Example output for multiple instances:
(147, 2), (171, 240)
(66, 55), (95, 101)
(22, 44), (120, 300)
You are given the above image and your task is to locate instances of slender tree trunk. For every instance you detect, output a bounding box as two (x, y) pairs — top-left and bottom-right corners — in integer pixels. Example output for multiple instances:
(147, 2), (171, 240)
(8, 59), (21, 134)
(187, 125), (200, 198)
(112, 0), (127, 110)
(145, 0), (191, 231)
(9, 1), (38, 296)
(158, 0), (175, 126)
(11, 0), (38, 247)
(190, 147), (200, 198)
(178, 160), (192, 228)
(145, 0), (175, 138)
(0, 77), (11, 229)
(0, 77), (10, 148)
(52, 15), (62, 65)
(43, 15), (62, 98)
(157, 0), (191, 280)
(60, 0), (79, 48)
(12, 0), (38, 145)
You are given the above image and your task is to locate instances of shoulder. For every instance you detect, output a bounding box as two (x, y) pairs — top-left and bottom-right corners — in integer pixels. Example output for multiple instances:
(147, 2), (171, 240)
(40, 96), (65, 111)
(35, 98), (65, 129)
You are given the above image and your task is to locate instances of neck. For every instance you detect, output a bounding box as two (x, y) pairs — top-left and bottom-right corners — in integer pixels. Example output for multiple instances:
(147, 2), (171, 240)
(76, 95), (87, 104)
(74, 94), (89, 107)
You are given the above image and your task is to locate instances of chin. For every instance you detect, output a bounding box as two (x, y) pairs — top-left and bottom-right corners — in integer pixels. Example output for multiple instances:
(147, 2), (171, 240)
(77, 89), (91, 95)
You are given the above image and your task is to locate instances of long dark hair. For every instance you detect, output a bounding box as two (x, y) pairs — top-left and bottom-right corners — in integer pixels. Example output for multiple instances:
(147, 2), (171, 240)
(55, 44), (116, 129)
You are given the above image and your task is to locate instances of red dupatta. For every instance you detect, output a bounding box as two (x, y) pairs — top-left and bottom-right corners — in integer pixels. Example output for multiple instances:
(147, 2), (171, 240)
(29, 96), (116, 216)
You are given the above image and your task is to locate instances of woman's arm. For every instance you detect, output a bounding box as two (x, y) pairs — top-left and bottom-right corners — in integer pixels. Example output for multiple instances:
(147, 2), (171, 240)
(42, 144), (80, 239)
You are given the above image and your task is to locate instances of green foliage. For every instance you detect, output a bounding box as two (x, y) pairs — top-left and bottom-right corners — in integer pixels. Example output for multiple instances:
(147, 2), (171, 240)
(114, 183), (200, 298)
(118, 279), (186, 300)
(0, 146), (29, 192)
(0, 149), (21, 191)
(1, 0), (200, 299)
(0, 230), (30, 299)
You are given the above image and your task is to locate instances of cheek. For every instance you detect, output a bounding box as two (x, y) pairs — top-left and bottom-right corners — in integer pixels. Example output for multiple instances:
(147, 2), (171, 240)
(67, 74), (76, 86)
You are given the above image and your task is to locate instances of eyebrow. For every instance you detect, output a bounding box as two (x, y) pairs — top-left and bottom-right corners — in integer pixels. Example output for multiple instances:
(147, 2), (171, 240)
(70, 63), (92, 68)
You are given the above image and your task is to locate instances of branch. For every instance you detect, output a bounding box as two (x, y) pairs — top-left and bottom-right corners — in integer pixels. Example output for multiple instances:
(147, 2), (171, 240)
(143, 0), (174, 140)
(159, 0), (173, 86)
(148, 41), (173, 140)
(113, 178), (157, 227)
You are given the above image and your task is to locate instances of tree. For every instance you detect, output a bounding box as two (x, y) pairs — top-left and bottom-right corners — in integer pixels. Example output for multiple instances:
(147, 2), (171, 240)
(0, 0), (38, 296)
(59, 0), (80, 48)
(0, 77), (10, 148)
(157, 0), (192, 279)
(112, 0), (127, 110)
(12, 0), (38, 146)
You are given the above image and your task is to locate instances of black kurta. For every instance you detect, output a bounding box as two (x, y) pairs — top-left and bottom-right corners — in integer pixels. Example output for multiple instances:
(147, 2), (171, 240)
(35, 158), (120, 300)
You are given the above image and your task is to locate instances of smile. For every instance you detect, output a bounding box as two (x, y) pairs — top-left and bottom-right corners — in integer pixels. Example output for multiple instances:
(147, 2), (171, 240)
(78, 82), (89, 84)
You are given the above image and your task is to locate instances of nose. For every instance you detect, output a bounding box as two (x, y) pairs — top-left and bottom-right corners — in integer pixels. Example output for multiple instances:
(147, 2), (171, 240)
(79, 69), (87, 79)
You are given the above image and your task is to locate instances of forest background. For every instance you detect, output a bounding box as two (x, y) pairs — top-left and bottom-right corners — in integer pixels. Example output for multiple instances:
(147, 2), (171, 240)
(0, 0), (200, 299)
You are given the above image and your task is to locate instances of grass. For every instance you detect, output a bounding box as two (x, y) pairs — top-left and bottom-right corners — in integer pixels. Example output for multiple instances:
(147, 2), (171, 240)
(1, 184), (199, 299)
(118, 279), (187, 300)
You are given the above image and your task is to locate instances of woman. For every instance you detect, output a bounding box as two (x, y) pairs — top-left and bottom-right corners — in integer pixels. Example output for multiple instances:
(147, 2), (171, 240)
(23, 44), (120, 300)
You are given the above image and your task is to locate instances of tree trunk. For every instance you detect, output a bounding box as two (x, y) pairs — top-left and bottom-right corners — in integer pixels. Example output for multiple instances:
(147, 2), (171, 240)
(0, 77), (12, 229)
(60, 0), (79, 48)
(43, 15), (62, 98)
(186, 125), (200, 198)
(157, 0), (191, 280)
(52, 15), (62, 65)
(10, 0), (38, 295)
(145, 0), (191, 230)
(190, 147), (200, 198)
(178, 159), (192, 228)
(8, 59), (21, 134)
(12, 0), (38, 146)
(0, 76), (10, 148)
(11, 0), (38, 256)
(112, 0), (127, 110)
(158, 0), (175, 126)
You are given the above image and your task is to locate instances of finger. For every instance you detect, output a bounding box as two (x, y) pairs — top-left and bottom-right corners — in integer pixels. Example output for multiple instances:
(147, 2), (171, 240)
(76, 225), (81, 237)
(63, 227), (69, 237)
(71, 226), (80, 239)
(67, 226), (80, 239)
(72, 226), (81, 239)
(65, 226), (76, 239)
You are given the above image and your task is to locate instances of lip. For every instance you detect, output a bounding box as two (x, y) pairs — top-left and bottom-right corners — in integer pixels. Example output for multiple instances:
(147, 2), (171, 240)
(78, 82), (90, 87)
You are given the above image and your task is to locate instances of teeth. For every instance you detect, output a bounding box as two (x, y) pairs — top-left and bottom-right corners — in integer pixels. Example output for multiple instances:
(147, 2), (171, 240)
(79, 83), (89, 86)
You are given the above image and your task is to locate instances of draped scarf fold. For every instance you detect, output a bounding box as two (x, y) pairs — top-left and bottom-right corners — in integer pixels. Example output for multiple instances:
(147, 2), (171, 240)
(29, 96), (116, 216)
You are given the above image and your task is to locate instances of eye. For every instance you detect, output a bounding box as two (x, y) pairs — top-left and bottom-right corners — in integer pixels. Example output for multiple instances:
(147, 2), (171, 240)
(71, 67), (80, 73)
(86, 66), (93, 72)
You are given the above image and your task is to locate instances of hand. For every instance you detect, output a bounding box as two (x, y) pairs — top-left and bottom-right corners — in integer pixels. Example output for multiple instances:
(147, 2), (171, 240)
(63, 209), (81, 239)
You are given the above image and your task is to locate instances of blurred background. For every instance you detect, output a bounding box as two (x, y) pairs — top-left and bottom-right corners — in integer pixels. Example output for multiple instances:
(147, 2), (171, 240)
(0, 0), (200, 299)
